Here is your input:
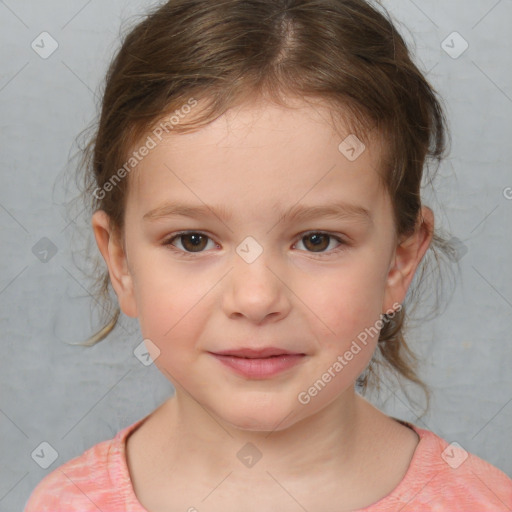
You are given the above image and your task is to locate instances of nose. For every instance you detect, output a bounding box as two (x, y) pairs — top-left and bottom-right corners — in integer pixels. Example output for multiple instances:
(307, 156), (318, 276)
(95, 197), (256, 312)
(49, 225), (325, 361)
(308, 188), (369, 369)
(221, 245), (292, 324)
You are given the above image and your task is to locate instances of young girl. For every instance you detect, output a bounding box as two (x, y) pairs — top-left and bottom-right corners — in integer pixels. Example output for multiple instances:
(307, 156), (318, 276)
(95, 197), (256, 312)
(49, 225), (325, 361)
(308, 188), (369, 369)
(25, 0), (512, 510)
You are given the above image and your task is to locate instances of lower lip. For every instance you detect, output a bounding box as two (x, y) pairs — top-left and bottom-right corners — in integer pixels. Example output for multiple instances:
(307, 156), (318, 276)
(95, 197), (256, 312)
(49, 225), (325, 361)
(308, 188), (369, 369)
(210, 353), (305, 378)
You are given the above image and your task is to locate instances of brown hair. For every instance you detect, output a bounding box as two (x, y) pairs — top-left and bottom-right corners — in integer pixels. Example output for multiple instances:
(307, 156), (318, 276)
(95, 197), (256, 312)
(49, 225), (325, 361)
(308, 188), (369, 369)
(72, 0), (456, 416)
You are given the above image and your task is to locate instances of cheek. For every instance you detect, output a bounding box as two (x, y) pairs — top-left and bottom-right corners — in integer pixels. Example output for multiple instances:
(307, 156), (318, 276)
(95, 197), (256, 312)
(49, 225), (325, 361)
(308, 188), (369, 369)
(137, 286), (212, 385)
(291, 261), (386, 406)
(296, 254), (388, 345)
(131, 258), (209, 353)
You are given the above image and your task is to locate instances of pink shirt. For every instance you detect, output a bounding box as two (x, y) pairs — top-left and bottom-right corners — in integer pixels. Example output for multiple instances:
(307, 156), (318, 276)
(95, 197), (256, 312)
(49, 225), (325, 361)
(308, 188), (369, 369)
(24, 416), (512, 511)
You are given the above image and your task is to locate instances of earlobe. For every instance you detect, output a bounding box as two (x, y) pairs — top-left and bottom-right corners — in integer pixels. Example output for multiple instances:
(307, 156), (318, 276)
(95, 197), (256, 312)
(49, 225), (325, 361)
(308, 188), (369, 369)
(91, 210), (138, 318)
(383, 206), (434, 312)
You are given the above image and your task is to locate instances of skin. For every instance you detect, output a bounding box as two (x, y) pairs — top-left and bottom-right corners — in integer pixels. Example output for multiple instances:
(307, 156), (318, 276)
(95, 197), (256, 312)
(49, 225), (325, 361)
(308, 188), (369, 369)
(92, 96), (433, 512)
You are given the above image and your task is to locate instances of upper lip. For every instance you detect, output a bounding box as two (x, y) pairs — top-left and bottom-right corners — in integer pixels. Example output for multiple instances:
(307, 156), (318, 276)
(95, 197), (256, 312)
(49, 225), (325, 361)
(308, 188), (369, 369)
(210, 347), (304, 358)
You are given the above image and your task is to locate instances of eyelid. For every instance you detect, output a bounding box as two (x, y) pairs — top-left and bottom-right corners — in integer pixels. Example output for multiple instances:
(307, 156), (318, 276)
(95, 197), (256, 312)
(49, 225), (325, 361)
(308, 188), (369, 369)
(162, 230), (218, 254)
(162, 230), (349, 256)
(293, 230), (348, 255)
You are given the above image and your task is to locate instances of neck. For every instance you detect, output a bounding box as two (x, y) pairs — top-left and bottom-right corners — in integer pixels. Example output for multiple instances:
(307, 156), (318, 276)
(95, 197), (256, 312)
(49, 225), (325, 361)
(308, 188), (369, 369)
(156, 386), (373, 483)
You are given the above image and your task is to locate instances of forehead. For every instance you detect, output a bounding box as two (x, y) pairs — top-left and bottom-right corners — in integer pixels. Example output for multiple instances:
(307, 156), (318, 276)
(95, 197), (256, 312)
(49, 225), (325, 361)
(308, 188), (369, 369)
(126, 97), (388, 221)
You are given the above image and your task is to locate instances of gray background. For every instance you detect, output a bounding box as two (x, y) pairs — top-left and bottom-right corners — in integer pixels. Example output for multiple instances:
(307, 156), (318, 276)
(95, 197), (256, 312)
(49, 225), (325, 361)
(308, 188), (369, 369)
(1, 0), (511, 510)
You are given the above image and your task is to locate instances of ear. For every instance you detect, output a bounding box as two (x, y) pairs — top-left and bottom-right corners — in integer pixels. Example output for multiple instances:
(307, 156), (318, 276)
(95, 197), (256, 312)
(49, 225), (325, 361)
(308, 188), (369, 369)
(382, 206), (434, 313)
(91, 210), (138, 318)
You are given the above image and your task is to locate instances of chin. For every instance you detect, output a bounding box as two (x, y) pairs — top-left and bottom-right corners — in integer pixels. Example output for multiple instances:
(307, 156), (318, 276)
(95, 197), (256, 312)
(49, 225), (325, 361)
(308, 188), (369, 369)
(218, 402), (300, 433)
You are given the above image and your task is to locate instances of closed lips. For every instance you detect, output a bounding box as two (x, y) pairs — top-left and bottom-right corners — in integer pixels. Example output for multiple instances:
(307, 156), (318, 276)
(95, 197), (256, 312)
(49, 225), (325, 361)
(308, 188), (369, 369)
(210, 348), (305, 358)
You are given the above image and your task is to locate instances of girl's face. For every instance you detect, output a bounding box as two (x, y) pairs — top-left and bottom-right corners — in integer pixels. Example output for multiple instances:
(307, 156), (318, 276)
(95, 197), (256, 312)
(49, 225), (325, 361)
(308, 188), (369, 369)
(94, 97), (430, 431)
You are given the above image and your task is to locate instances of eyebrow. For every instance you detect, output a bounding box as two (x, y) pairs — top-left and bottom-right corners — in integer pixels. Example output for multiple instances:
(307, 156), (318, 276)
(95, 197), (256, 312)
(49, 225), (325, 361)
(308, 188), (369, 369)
(143, 201), (372, 225)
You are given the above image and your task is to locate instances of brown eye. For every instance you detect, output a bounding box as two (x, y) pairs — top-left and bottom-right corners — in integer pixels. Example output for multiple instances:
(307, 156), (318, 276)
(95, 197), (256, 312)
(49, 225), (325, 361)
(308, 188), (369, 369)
(295, 232), (345, 254)
(165, 232), (214, 253)
(303, 233), (330, 252)
(180, 233), (208, 252)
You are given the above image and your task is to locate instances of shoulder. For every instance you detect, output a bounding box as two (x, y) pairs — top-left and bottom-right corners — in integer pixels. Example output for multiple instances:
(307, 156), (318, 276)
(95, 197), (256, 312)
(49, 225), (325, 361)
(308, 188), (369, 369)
(24, 421), (144, 512)
(384, 421), (512, 512)
(24, 438), (117, 512)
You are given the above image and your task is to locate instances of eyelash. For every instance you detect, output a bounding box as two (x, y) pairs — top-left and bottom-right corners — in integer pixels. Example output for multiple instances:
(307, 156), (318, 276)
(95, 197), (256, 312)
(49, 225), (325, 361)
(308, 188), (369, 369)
(161, 231), (349, 258)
